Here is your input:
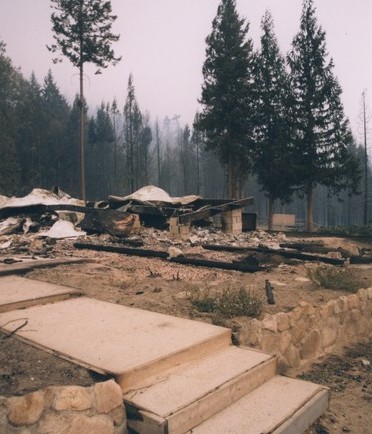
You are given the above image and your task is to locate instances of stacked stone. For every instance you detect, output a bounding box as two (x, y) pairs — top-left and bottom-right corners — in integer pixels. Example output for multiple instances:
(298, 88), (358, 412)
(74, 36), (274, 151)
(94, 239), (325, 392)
(239, 287), (372, 370)
(0, 379), (127, 434)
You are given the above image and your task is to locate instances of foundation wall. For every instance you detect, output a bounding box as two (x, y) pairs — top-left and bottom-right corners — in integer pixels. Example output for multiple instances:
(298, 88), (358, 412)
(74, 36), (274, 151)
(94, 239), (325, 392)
(0, 379), (127, 434)
(238, 288), (372, 371)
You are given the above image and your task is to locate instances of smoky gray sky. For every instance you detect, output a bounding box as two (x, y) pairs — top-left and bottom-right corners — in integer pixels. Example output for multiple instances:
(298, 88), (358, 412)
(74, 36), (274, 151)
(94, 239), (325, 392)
(1, 0), (371, 138)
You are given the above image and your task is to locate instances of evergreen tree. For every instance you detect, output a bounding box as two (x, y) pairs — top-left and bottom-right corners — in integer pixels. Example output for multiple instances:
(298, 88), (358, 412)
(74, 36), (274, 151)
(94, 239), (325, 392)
(16, 73), (44, 189)
(63, 95), (86, 196)
(196, 0), (256, 198)
(124, 74), (142, 192)
(178, 124), (192, 194)
(287, 0), (360, 232)
(41, 70), (71, 187)
(86, 102), (114, 198)
(254, 11), (293, 230)
(110, 98), (121, 193)
(48, 0), (121, 201)
(0, 117), (21, 195)
(138, 115), (152, 188)
(0, 40), (23, 194)
(191, 113), (205, 196)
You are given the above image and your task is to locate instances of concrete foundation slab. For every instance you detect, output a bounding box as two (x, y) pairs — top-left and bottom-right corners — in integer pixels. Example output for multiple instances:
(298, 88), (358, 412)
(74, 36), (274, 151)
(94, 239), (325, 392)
(0, 276), (81, 313)
(0, 297), (231, 391)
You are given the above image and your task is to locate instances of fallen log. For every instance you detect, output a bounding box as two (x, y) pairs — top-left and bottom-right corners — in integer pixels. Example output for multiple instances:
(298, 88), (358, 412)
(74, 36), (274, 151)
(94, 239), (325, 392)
(74, 243), (263, 273)
(202, 244), (345, 265)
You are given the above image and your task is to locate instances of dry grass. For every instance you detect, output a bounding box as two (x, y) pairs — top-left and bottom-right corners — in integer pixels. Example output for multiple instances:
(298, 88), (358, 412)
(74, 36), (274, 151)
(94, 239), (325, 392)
(190, 286), (263, 319)
(309, 265), (363, 293)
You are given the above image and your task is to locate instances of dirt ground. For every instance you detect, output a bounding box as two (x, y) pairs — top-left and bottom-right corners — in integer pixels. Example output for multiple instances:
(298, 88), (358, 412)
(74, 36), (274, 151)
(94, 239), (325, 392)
(0, 227), (371, 432)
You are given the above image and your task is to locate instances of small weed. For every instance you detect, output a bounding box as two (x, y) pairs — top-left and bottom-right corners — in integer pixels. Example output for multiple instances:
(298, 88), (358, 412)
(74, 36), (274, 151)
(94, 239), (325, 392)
(190, 286), (263, 319)
(309, 266), (363, 292)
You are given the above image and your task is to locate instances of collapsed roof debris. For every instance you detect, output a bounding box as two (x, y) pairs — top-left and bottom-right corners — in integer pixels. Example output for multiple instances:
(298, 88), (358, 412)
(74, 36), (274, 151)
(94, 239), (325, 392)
(0, 186), (371, 270)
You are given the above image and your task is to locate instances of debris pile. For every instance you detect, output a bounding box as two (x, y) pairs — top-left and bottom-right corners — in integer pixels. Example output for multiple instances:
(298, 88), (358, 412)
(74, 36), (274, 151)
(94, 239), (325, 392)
(0, 186), (371, 271)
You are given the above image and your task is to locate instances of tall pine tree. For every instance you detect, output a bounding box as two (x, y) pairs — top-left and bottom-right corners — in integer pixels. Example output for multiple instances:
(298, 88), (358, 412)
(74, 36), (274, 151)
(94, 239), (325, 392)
(196, 0), (256, 199)
(48, 0), (121, 201)
(288, 0), (360, 232)
(255, 11), (293, 230)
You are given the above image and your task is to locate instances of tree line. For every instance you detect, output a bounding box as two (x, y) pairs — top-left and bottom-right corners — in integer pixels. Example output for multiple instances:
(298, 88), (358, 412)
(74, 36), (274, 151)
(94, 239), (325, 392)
(0, 0), (370, 230)
(197, 0), (363, 231)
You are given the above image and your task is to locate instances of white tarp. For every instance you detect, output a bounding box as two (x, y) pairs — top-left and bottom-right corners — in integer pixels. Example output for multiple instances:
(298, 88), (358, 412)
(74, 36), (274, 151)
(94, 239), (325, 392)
(38, 220), (86, 239)
(109, 185), (200, 206)
(0, 188), (83, 210)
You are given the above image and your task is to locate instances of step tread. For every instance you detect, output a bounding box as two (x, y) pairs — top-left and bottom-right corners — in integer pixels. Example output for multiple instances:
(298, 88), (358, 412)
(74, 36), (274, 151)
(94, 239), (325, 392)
(188, 375), (327, 434)
(125, 346), (273, 417)
(0, 297), (230, 376)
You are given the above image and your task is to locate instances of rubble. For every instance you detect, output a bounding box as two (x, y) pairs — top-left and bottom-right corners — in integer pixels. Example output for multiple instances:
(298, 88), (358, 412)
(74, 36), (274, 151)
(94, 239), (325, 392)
(0, 187), (370, 271)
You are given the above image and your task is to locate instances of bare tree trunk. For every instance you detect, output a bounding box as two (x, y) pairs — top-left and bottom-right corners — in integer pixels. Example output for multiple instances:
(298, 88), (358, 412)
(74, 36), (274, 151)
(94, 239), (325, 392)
(306, 182), (314, 232)
(79, 62), (86, 202)
(268, 194), (274, 231)
(227, 154), (233, 198)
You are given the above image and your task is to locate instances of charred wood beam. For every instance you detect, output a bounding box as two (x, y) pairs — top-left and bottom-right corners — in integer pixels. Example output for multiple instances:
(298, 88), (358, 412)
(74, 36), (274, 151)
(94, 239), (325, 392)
(202, 244), (345, 265)
(118, 204), (179, 218)
(192, 197), (254, 208)
(74, 243), (263, 273)
(179, 197), (254, 225)
(349, 256), (372, 264)
(214, 197), (254, 211)
(279, 242), (333, 254)
(169, 257), (262, 272)
(178, 206), (220, 225)
(114, 238), (144, 247)
(74, 243), (169, 259)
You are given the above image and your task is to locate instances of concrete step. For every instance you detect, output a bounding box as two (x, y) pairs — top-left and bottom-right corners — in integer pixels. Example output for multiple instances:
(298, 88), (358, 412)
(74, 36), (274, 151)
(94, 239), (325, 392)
(125, 346), (276, 434)
(187, 375), (329, 434)
(0, 275), (81, 313)
(0, 297), (231, 392)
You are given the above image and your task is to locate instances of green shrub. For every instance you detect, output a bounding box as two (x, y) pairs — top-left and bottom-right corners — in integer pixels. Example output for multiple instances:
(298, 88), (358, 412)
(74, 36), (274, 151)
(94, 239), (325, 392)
(190, 286), (263, 318)
(310, 265), (363, 292)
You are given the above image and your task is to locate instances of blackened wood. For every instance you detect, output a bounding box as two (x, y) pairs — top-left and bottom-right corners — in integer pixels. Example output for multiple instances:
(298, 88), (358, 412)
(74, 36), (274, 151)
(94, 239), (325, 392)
(279, 242), (333, 254)
(265, 280), (275, 304)
(74, 243), (262, 272)
(202, 244), (345, 265)
(169, 256), (262, 272)
(81, 209), (135, 237)
(74, 243), (168, 258)
(350, 256), (372, 264)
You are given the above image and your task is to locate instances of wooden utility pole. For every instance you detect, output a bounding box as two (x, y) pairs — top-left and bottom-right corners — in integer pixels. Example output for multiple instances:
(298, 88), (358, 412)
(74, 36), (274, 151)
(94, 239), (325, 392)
(363, 90), (368, 225)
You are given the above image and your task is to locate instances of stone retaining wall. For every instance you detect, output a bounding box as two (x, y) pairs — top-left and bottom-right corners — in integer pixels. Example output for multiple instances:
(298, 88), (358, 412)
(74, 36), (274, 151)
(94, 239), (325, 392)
(238, 288), (372, 370)
(0, 379), (127, 434)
